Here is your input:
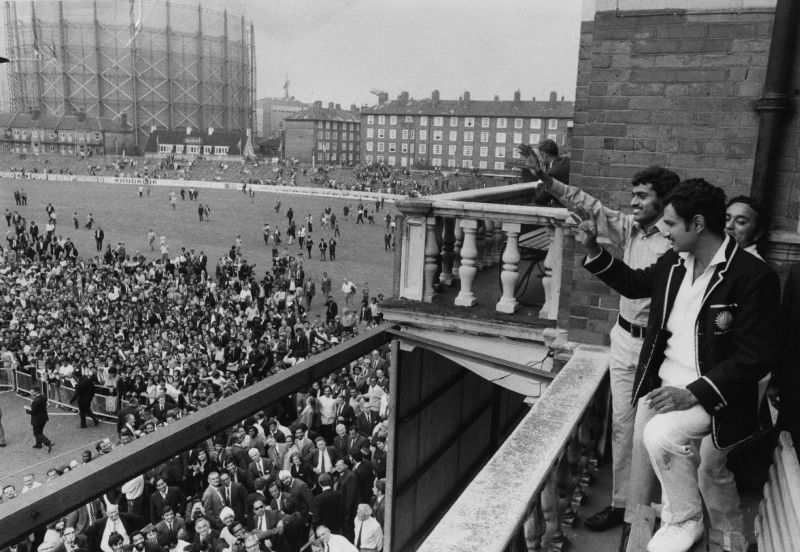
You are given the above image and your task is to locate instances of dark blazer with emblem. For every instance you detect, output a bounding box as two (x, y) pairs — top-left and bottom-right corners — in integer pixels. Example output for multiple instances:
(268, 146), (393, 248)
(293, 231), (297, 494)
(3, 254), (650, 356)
(585, 237), (780, 449)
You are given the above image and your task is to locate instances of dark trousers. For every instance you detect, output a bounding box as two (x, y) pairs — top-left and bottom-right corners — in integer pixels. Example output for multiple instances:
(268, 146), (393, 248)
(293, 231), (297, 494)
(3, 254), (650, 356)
(32, 422), (51, 447)
(79, 403), (98, 427)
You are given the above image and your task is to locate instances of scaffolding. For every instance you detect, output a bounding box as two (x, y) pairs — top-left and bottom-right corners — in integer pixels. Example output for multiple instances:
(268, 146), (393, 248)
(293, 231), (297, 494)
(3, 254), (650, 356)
(4, 0), (256, 146)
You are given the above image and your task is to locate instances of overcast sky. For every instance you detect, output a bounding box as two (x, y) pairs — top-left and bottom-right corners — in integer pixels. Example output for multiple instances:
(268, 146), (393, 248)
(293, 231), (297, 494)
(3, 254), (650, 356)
(235, 0), (583, 106)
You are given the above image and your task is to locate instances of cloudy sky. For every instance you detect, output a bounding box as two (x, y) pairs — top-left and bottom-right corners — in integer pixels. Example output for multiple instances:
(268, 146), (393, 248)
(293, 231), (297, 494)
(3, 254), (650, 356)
(232, 0), (583, 106)
(0, 0), (583, 108)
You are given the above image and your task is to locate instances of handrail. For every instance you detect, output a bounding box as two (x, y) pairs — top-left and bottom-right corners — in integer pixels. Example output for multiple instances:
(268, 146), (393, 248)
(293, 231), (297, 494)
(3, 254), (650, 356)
(416, 344), (609, 552)
(0, 325), (394, 548)
(427, 200), (574, 225)
(414, 181), (540, 203)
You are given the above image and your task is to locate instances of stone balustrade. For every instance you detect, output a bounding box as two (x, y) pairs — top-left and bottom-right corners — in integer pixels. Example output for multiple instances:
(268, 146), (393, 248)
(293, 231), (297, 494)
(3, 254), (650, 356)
(416, 344), (610, 552)
(396, 185), (576, 321)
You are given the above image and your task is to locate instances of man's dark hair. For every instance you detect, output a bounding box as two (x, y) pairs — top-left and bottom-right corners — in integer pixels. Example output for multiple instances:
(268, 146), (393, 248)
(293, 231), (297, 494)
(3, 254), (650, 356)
(538, 139), (559, 156)
(666, 179), (727, 237)
(726, 195), (769, 235)
(631, 166), (680, 203)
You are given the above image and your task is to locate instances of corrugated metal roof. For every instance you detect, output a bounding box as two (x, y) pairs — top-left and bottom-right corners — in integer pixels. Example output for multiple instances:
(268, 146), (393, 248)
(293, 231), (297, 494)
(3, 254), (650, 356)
(286, 106), (361, 124)
(361, 98), (574, 118)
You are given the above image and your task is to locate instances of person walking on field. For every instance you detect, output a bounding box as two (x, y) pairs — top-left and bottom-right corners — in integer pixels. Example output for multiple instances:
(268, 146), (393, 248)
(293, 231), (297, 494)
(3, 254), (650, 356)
(71, 369), (99, 428)
(29, 387), (53, 452)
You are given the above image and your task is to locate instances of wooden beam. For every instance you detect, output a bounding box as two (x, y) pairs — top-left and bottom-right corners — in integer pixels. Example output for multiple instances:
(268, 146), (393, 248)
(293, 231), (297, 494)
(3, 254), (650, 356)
(0, 325), (393, 548)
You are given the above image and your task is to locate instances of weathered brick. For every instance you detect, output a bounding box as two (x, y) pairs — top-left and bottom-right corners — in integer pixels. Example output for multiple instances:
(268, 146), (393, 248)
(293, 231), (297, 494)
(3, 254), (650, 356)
(671, 125), (716, 139)
(587, 123), (628, 137)
(680, 140), (706, 154)
(718, 98), (752, 112)
(704, 141), (727, 156)
(600, 164), (640, 179)
(590, 96), (631, 110)
(627, 125), (673, 139)
(587, 110), (606, 123)
(654, 24), (708, 39)
(613, 138), (635, 151)
(631, 67), (675, 82)
(596, 41), (633, 54)
(674, 68), (728, 82)
(593, 54), (613, 68)
(632, 39), (680, 55)
(714, 125), (758, 140)
(651, 111), (694, 125)
(656, 139), (680, 154)
(605, 110), (651, 124)
(620, 83), (665, 96)
(629, 96), (673, 110)
(589, 82), (609, 96)
(653, 54), (704, 68)
(664, 84), (689, 97)
(592, 68), (633, 82)
(734, 82), (763, 97)
(672, 97), (721, 112)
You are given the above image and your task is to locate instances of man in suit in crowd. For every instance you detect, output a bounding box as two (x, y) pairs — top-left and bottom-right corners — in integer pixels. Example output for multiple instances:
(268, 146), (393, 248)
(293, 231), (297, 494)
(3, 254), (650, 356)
(191, 517), (226, 552)
(201, 472), (225, 529)
(372, 479), (386, 528)
(247, 447), (277, 484)
(314, 473), (344, 534)
(278, 470), (318, 524)
(355, 408), (378, 440)
(247, 497), (286, 552)
(350, 451), (374, 505)
(224, 458), (254, 493)
(65, 498), (105, 535)
(218, 472), (248, 523)
(333, 459), (359, 542)
(153, 506), (185, 547)
(148, 477), (187, 525)
(307, 436), (338, 476)
(28, 387), (53, 451)
(148, 387), (176, 423)
(70, 369), (99, 428)
(333, 396), (356, 430)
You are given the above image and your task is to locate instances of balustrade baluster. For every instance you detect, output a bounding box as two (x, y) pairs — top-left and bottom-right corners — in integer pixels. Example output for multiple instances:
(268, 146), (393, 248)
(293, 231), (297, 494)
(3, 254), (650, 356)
(493, 218), (504, 265)
(422, 217), (440, 303)
(474, 220), (486, 270)
(496, 223), (521, 313)
(452, 221), (463, 281)
(483, 219), (495, 268)
(440, 218), (455, 286)
(454, 219), (478, 307)
(540, 225), (564, 320)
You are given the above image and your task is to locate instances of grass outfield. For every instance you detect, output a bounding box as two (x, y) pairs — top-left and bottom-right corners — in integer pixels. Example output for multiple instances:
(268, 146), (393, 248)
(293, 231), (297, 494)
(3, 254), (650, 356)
(0, 179), (398, 313)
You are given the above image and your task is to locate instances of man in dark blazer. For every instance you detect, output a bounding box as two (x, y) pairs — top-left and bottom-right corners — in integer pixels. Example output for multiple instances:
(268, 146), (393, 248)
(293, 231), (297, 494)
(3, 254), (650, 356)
(218, 472), (248, 524)
(332, 459), (359, 541)
(148, 477), (187, 524)
(313, 474), (343, 534)
(153, 506), (185, 547)
(354, 408), (378, 440)
(773, 263), (800, 457)
(65, 498), (105, 534)
(28, 388), (52, 451)
(278, 470), (318, 523)
(350, 450), (374, 504)
(148, 387), (176, 423)
(70, 370), (99, 428)
(333, 396), (355, 430)
(584, 180), (780, 552)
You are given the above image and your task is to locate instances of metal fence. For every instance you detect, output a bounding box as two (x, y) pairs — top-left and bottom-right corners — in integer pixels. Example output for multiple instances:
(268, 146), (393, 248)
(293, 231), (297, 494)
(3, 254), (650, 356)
(12, 366), (119, 421)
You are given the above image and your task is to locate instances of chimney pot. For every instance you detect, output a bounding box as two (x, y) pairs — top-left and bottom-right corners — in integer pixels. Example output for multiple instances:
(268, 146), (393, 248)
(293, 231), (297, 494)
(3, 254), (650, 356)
(335, 103), (341, 110)
(328, 102), (334, 110)
(514, 90), (521, 103)
(432, 90), (440, 106)
(463, 91), (470, 104)
(314, 100), (322, 109)
(549, 91), (557, 103)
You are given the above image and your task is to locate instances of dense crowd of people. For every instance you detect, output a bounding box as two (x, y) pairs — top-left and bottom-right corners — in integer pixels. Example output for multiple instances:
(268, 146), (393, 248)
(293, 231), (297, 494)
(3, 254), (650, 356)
(0, 201), (391, 552)
(1, 151), (508, 197)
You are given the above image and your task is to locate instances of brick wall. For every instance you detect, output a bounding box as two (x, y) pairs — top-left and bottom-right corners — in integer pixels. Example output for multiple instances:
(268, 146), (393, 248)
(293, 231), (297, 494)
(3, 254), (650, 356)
(284, 121), (316, 163)
(567, 8), (779, 345)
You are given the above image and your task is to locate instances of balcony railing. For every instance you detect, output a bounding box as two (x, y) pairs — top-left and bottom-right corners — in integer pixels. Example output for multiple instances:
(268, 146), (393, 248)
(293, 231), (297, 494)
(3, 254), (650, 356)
(416, 344), (610, 552)
(394, 183), (576, 324)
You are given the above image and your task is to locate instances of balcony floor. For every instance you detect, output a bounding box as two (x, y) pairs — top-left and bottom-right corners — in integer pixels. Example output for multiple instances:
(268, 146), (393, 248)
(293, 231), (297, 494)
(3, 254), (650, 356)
(568, 459), (762, 552)
(385, 258), (555, 338)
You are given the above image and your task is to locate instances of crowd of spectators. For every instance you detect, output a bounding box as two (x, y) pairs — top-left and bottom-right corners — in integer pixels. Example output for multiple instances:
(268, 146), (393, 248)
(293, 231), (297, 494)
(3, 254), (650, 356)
(0, 206), (390, 552)
(0, 151), (510, 197)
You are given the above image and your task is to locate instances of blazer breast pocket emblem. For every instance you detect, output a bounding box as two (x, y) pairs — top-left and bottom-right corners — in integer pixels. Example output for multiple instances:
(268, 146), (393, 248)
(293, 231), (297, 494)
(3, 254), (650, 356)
(714, 310), (734, 332)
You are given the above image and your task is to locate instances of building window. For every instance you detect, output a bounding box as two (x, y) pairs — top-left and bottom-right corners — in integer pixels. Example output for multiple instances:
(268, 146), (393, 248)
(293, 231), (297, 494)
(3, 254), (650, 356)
(367, 115), (374, 124)
(463, 145), (473, 156)
(494, 161), (505, 170)
(464, 131), (473, 142)
(420, 116), (428, 126)
(479, 160), (487, 169)
(402, 129), (409, 140)
(448, 145), (456, 155)
(411, 130), (416, 139)
(378, 116), (385, 125)
(419, 143), (427, 154)
(450, 116), (458, 127)
(377, 155), (384, 162)
(479, 146), (488, 157)
(187, 145), (200, 154)
(377, 129), (385, 139)
(480, 132), (489, 143)
(389, 129), (396, 139)
(366, 155), (374, 163)
(404, 115), (413, 123)
(495, 146), (506, 158)
(529, 133), (541, 144)
(160, 144), (172, 153)
(419, 129), (427, 140)
(377, 142), (385, 152)
(432, 158), (442, 167)
(497, 118), (507, 129)
(548, 119), (558, 130)
(325, 121), (331, 129)
(530, 119), (542, 129)
(434, 116), (443, 127)
(332, 132), (338, 139)
(465, 117), (475, 128)
(401, 143), (408, 153)
(366, 142), (373, 152)
(547, 133), (558, 141)
(175, 145), (184, 153)
(462, 159), (473, 168)
(318, 121), (324, 129)
(366, 128), (374, 138)
(390, 115), (397, 125)
(449, 131), (457, 141)
(318, 131), (324, 139)
(514, 118), (523, 129)
(433, 144), (442, 155)
(513, 132), (522, 144)
(401, 156), (408, 167)
(204, 145), (212, 155)
(389, 143), (397, 153)
(317, 152), (324, 161)
(410, 143), (415, 154)
(512, 147), (521, 159)
(447, 158), (456, 168)
(496, 132), (506, 143)
(433, 130), (443, 141)
(481, 117), (490, 128)
(388, 155), (396, 166)
(325, 131), (331, 139)
(215, 146), (228, 155)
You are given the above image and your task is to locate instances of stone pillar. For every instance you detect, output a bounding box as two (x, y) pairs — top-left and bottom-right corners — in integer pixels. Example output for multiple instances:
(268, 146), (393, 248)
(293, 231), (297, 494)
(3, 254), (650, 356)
(440, 218), (455, 286)
(422, 217), (440, 303)
(452, 221), (463, 282)
(496, 223), (521, 313)
(540, 225), (565, 320)
(483, 219), (495, 268)
(454, 219), (478, 307)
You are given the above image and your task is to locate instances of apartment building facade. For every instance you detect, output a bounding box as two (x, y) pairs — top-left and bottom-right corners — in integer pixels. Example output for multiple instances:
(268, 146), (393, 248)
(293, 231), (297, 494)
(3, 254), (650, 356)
(284, 101), (361, 165)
